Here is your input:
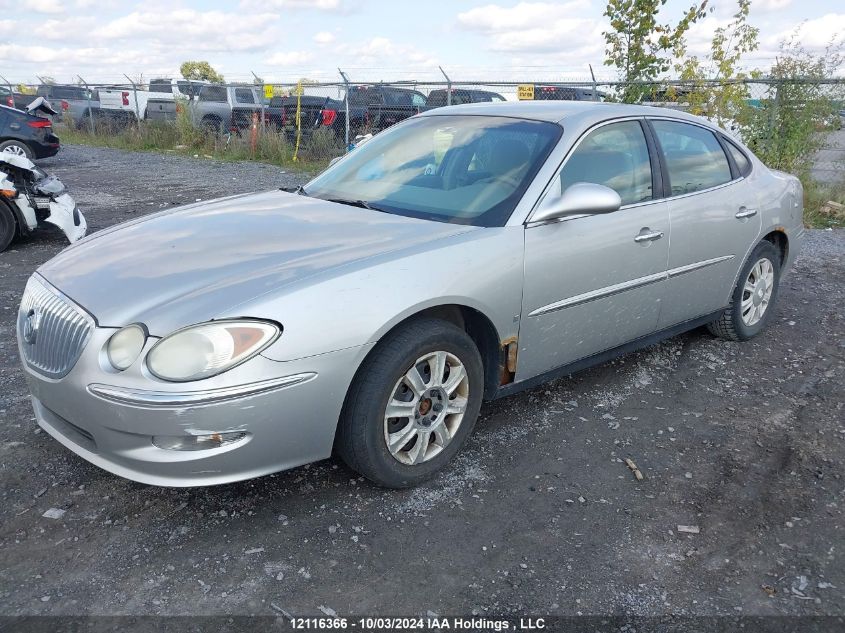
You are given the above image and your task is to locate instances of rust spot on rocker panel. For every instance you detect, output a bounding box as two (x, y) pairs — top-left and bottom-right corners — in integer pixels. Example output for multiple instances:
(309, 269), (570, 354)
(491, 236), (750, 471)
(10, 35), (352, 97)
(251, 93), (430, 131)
(499, 336), (518, 385)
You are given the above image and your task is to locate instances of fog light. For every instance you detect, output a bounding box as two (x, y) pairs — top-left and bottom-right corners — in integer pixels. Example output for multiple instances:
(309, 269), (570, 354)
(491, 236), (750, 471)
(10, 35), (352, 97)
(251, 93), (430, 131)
(152, 431), (248, 451)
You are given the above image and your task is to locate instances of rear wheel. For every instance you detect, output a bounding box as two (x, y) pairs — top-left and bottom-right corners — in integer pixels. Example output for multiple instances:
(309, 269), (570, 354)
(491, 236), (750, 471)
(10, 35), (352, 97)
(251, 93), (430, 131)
(336, 318), (484, 488)
(201, 116), (223, 137)
(0, 140), (34, 159)
(708, 240), (782, 341)
(0, 200), (17, 252)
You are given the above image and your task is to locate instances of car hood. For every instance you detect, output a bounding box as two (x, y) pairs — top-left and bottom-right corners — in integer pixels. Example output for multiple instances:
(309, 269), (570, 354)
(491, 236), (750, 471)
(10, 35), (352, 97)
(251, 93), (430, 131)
(37, 190), (474, 334)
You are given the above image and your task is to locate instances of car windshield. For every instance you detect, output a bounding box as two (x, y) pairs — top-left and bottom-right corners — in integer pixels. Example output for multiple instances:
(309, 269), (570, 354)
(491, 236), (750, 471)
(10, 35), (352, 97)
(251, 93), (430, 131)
(304, 115), (561, 227)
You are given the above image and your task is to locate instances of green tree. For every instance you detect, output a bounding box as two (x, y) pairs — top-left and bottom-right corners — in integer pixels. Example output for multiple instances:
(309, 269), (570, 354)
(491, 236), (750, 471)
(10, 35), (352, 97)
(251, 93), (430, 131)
(179, 61), (224, 84)
(744, 36), (844, 175)
(603, 0), (708, 102)
(676, 0), (760, 126)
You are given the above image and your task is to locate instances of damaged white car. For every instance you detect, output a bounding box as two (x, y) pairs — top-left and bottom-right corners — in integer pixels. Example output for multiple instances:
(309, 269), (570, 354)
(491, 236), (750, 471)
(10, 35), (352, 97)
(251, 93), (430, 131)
(0, 153), (87, 252)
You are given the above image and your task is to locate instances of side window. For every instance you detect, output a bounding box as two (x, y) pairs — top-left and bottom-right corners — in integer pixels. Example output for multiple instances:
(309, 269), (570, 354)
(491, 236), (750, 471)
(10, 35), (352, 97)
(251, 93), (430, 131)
(411, 93), (426, 108)
(235, 88), (255, 104)
(724, 138), (751, 176)
(559, 120), (653, 206)
(199, 86), (227, 102)
(651, 120), (732, 195)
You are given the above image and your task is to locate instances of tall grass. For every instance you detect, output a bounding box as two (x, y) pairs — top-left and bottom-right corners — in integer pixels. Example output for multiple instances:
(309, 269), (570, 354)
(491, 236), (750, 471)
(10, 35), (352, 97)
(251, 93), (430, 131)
(58, 112), (338, 172)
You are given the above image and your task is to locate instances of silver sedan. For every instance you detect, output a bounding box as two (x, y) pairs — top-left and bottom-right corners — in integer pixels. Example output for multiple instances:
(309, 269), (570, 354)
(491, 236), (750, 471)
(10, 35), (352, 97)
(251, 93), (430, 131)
(17, 102), (804, 488)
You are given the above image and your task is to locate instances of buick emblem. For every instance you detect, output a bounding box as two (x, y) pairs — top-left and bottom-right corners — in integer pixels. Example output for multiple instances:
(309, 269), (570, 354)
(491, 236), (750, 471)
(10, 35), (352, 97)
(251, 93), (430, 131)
(23, 308), (41, 345)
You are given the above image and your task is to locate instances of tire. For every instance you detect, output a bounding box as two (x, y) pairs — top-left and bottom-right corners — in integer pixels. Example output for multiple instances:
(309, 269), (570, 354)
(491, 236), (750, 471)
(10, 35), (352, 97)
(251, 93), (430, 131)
(0, 200), (17, 252)
(201, 117), (223, 137)
(708, 240), (782, 341)
(336, 318), (484, 488)
(0, 140), (34, 160)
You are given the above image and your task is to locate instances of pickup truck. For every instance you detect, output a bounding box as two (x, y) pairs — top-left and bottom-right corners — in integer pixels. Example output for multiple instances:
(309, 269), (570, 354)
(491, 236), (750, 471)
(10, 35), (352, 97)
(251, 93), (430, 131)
(266, 95), (345, 141)
(143, 78), (204, 122)
(191, 84), (264, 134)
(365, 87), (508, 133)
(531, 85), (605, 101)
(35, 85), (99, 128)
(97, 79), (202, 124)
(346, 85), (427, 133)
(424, 88), (506, 106)
(1, 86), (35, 111)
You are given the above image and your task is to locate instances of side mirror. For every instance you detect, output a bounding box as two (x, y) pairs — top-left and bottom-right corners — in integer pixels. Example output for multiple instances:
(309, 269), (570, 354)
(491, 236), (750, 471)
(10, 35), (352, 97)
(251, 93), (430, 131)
(530, 182), (622, 224)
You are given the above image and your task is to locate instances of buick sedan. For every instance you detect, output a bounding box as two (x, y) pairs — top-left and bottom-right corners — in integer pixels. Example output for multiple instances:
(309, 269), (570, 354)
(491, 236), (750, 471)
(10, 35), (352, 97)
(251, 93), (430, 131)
(17, 102), (804, 488)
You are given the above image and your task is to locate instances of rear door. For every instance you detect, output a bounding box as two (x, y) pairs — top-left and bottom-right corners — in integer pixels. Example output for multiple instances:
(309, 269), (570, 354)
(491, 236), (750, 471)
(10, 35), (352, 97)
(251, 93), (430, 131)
(517, 118), (670, 379)
(648, 118), (762, 328)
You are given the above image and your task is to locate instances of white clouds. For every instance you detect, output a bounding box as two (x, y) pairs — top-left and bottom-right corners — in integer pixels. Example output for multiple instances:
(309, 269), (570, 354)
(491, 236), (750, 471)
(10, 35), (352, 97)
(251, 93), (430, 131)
(458, 1), (588, 32)
(91, 10), (282, 53)
(456, 1), (603, 56)
(241, 0), (342, 9)
(314, 31), (335, 44)
(343, 37), (438, 66)
(770, 13), (845, 49)
(265, 50), (314, 66)
(27, 0), (63, 13)
(0, 19), (16, 36)
(755, 0), (793, 10)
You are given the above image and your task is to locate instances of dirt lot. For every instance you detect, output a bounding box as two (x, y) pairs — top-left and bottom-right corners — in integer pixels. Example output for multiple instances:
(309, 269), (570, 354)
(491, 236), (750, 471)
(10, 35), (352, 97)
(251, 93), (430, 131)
(1, 146), (843, 619)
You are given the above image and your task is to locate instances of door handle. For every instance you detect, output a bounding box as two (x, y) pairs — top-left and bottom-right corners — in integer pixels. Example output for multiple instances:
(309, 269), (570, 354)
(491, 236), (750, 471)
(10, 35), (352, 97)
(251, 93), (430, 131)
(9, 123), (20, 130)
(735, 207), (757, 219)
(634, 230), (664, 243)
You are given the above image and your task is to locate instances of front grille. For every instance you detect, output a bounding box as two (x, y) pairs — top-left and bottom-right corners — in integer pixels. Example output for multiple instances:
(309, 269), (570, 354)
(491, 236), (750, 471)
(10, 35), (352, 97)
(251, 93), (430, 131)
(18, 275), (94, 379)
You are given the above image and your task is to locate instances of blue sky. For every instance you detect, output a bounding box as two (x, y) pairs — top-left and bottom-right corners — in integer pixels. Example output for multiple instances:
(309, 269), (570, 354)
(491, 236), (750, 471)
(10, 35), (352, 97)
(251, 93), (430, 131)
(0, 0), (842, 84)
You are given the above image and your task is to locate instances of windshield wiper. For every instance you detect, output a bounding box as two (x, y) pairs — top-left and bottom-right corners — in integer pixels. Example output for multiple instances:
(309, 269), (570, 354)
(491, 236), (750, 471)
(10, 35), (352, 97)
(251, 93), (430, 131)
(280, 185), (308, 195)
(324, 198), (389, 213)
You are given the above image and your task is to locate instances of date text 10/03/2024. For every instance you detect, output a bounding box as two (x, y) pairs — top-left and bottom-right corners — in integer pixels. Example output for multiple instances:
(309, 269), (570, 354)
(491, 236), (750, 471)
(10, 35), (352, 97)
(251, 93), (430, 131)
(290, 617), (547, 630)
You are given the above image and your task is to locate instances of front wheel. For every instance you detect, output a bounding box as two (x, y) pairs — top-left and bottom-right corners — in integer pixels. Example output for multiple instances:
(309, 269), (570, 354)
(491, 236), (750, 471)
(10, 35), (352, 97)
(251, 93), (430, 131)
(708, 240), (782, 341)
(0, 200), (16, 252)
(336, 318), (484, 488)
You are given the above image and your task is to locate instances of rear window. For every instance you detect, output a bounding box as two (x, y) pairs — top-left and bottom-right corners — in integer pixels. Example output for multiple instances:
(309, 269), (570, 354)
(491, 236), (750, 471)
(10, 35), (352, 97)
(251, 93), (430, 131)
(51, 86), (88, 100)
(652, 120), (732, 195)
(723, 138), (751, 176)
(149, 81), (172, 93)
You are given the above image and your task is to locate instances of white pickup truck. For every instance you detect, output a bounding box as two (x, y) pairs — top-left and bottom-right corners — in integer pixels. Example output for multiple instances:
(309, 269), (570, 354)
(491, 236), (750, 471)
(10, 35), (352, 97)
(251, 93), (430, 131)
(97, 79), (205, 123)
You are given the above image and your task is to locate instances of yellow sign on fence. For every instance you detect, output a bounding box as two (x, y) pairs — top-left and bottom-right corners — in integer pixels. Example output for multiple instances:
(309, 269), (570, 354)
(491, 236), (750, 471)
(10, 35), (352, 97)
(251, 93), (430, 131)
(517, 84), (535, 100)
(263, 84), (274, 99)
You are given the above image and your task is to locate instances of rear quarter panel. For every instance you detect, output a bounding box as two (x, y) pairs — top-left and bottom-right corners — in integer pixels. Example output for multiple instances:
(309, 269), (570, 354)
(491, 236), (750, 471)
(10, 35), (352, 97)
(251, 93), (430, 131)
(754, 164), (804, 275)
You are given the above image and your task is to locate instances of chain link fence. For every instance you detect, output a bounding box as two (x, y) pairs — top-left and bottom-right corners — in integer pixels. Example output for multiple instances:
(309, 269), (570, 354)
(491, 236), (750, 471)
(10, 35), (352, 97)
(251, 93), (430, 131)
(2, 74), (843, 180)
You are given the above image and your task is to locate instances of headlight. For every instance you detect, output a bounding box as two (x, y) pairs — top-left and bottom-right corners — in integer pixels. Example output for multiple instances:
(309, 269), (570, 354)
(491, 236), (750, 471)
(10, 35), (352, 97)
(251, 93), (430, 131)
(107, 324), (146, 371)
(146, 320), (279, 382)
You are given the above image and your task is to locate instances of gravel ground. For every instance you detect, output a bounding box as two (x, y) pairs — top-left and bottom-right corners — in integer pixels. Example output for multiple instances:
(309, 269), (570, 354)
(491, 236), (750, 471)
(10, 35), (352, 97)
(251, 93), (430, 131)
(1, 145), (844, 618)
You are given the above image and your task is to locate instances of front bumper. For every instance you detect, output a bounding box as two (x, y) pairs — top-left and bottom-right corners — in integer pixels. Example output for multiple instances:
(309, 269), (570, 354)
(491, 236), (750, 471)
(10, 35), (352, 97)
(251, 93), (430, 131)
(20, 321), (367, 487)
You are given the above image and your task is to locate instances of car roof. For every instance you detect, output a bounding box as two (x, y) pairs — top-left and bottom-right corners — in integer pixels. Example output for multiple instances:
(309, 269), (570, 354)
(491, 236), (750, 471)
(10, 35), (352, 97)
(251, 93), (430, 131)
(417, 100), (710, 127)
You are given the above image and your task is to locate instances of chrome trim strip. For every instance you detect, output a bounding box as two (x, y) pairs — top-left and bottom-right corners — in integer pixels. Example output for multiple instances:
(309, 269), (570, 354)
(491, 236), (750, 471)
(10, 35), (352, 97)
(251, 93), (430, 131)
(528, 271), (666, 317)
(666, 254), (735, 279)
(87, 373), (317, 408)
(528, 254), (735, 317)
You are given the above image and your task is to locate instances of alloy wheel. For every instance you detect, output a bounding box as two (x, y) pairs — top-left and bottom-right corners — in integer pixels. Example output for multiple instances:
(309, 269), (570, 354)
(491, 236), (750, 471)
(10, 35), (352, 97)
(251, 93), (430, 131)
(383, 350), (470, 466)
(1, 144), (27, 157)
(741, 257), (775, 326)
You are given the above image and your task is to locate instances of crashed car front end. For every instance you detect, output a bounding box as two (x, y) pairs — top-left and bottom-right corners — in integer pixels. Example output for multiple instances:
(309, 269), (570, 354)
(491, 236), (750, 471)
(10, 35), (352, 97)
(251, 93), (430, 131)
(0, 153), (86, 250)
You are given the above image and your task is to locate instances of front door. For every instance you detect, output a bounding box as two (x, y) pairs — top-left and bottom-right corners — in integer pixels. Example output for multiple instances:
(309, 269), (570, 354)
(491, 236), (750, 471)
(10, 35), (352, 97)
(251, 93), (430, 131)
(517, 119), (670, 380)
